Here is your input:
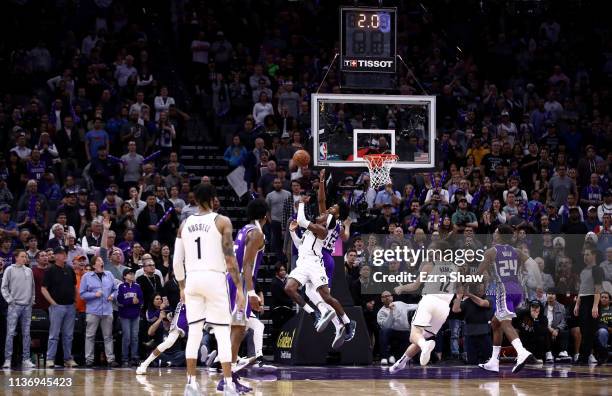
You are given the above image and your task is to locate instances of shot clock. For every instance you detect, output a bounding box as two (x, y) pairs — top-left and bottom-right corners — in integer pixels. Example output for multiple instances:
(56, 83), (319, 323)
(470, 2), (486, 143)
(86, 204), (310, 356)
(340, 7), (397, 73)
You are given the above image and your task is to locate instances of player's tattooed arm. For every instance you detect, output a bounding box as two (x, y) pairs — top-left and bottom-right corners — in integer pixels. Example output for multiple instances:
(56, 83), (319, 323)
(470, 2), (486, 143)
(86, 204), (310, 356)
(218, 215), (242, 290)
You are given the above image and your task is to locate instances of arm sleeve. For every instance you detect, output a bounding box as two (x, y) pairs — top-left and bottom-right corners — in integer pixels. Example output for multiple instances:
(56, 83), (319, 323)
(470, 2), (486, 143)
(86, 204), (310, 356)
(289, 230), (302, 248)
(296, 202), (310, 228)
(173, 237), (186, 282)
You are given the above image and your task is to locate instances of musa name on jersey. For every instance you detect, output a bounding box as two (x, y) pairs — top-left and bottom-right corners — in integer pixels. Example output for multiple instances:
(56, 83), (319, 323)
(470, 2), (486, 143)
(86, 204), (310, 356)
(181, 212), (225, 273)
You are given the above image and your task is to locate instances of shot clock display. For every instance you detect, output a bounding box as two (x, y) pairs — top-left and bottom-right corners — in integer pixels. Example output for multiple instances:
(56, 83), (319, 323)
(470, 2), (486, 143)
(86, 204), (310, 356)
(340, 7), (396, 73)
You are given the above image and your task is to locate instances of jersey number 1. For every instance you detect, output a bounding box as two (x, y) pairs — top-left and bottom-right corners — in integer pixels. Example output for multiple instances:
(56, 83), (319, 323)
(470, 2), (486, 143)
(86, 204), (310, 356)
(195, 237), (201, 259)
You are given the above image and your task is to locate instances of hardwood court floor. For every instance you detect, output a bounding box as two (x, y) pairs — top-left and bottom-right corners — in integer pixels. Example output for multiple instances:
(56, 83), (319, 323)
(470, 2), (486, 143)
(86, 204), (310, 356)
(1, 364), (611, 395)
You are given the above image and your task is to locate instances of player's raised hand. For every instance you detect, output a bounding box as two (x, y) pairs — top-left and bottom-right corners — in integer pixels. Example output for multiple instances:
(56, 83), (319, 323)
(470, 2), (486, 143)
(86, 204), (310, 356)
(319, 168), (326, 183)
(289, 220), (298, 231)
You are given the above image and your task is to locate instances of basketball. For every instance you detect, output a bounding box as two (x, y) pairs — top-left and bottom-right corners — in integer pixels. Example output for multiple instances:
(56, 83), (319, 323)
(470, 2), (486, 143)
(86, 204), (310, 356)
(293, 149), (311, 167)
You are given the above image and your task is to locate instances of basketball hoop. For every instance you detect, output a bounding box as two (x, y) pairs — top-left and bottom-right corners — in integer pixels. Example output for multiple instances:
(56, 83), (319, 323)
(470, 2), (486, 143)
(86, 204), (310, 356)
(364, 154), (399, 189)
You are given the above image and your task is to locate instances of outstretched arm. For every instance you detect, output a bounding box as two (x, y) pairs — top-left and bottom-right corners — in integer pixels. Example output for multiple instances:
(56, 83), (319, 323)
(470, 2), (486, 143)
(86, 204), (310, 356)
(318, 169), (327, 215)
(518, 250), (543, 289)
(297, 199), (327, 239)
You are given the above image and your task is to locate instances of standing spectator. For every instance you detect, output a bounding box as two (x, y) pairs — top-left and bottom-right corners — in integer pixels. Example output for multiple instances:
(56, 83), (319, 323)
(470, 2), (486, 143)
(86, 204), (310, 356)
(548, 165), (577, 209)
(223, 136), (247, 170)
(136, 194), (166, 249)
(79, 218), (118, 367)
(1, 250), (35, 369)
(452, 284), (493, 365)
(277, 81), (300, 118)
(137, 254), (164, 312)
(41, 246), (78, 368)
(543, 290), (571, 362)
(84, 118), (110, 162)
(574, 246), (604, 364)
(120, 141), (144, 190)
(265, 179), (291, 261)
(117, 268), (143, 367)
(154, 87), (175, 121)
(32, 251), (50, 311)
(376, 291), (417, 365)
(107, 247), (129, 281)
(252, 92), (274, 125)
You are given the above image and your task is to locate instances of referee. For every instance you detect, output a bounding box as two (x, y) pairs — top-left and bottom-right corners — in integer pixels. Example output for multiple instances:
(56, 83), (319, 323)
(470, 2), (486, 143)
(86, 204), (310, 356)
(574, 245), (603, 364)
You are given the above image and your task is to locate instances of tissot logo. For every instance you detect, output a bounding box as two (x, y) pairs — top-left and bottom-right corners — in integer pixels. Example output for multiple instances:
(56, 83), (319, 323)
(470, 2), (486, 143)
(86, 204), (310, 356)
(343, 59), (394, 68)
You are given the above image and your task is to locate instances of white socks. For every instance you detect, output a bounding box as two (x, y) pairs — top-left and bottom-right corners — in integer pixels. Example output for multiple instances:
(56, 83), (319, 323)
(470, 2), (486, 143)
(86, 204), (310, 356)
(511, 339), (527, 355)
(303, 304), (314, 314)
(491, 346), (501, 360)
(341, 313), (350, 325)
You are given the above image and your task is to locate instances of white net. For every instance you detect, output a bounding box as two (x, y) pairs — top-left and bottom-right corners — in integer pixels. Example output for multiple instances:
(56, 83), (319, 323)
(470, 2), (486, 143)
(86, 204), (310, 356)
(364, 154), (399, 189)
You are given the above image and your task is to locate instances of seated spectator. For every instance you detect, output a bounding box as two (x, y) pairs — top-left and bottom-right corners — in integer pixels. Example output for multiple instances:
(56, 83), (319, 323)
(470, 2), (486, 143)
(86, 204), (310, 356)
(596, 291), (611, 364)
(512, 300), (550, 363)
(223, 135), (248, 170)
(543, 290), (571, 362)
(451, 197), (478, 232)
(0, 238), (15, 268)
(117, 268), (143, 367)
(376, 291), (417, 365)
(79, 218), (118, 367)
(601, 247), (612, 282)
(0, 205), (18, 241)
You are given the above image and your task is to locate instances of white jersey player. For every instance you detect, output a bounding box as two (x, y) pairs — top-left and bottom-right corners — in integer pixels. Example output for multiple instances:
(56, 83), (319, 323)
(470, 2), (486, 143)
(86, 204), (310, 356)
(284, 197), (357, 343)
(389, 240), (463, 373)
(173, 184), (244, 396)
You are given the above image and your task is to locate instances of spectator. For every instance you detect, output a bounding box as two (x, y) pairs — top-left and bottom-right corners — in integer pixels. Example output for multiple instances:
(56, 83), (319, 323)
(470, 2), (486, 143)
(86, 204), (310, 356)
(1, 250), (35, 369)
(79, 218), (118, 367)
(117, 268), (143, 367)
(601, 247), (612, 282)
(452, 284), (493, 365)
(120, 141), (144, 189)
(253, 91), (274, 125)
(548, 165), (577, 208)
(596, 291), (611, 364)
(136, 194), (167, 248)
(223, 136), (247, 170)
(376, 291), (417, 365)
(574, 246), (604, 364)
(137, 253), (164, 312)
(154, 87), (175, 121)
(270, 263), (293, 344)
(84, 118), (110, 162)
(451, 197), (478, 232)
(0, 205), (18, 242)
(598, 190), (612, 223)
(265, 178), (291, 261)
(41, 246), (78, 368)
(513, 300), (550, 363)
(543, 290), (571, 363)
(32, 251), (50, 310)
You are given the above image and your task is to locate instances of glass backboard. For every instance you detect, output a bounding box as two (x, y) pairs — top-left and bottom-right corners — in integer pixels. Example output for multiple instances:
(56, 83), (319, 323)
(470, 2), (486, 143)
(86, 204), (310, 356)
(312, 93), (436, 169)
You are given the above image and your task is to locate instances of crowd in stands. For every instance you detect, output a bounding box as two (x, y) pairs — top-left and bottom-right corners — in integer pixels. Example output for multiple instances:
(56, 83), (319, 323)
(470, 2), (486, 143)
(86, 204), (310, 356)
(0, 0), (611, 369)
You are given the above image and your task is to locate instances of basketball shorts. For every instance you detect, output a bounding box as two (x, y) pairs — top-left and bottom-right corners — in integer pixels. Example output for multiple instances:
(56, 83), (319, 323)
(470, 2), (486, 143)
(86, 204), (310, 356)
(227, 273), (250, 326)
(411, 294), (452, 338)
(494, 281), (523, 321)
(184, 270), (231, 326)
(169, 301), (189, 337)
(321, 249), (335, 288)
(288, 255), (329, 290)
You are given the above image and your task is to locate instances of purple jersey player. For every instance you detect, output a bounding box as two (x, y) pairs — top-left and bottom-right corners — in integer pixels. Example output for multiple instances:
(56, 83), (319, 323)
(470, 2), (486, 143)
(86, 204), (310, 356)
(477, 225), (543, 374)
(224, 198), (268, 381)
(137, 301), (190, 375)
(228, 223), (265, 320)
